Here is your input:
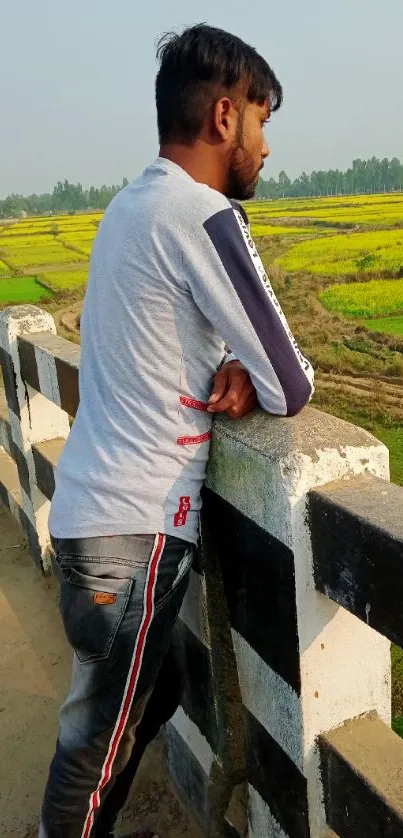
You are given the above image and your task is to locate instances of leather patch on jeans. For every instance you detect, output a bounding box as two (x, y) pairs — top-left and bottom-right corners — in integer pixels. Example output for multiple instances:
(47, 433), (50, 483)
(93, 592), (117, 605)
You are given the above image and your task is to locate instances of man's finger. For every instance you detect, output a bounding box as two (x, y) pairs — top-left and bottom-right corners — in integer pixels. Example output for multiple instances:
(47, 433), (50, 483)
(227, 390), (258, 418)
(208, 369), (229, 405)
(207, 386), (240, 413)
(210, 376), (255, 412)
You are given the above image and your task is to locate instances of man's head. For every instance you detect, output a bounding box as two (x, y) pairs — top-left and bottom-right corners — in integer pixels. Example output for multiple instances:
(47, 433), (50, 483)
(155, 24), (283, 200)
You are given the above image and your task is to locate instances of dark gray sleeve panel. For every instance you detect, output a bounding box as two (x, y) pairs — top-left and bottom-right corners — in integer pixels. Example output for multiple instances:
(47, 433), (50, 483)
(183, 205), (314, 416)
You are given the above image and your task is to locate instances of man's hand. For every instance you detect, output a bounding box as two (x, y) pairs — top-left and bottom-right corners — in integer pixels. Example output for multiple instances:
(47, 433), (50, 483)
(207, 360), (258, 419)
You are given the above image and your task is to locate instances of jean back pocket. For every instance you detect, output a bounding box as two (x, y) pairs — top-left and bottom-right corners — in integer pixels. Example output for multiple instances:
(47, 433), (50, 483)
(59, 564), (134, 664)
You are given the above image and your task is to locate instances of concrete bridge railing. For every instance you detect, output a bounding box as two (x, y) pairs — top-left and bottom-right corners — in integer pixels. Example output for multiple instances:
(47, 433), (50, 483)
(0, 304), (402, 838)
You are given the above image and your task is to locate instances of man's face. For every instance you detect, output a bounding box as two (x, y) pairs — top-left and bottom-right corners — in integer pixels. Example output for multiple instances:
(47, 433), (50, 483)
(226, 100), (270, 200)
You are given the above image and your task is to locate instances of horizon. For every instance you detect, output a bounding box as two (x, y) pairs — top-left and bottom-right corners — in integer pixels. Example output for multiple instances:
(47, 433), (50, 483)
(2, 154), (402, 201)
(2, 0), (403, 196)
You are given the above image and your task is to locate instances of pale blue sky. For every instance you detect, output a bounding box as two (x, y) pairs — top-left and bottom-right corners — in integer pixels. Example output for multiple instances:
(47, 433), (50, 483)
(2, 0), (403, 196)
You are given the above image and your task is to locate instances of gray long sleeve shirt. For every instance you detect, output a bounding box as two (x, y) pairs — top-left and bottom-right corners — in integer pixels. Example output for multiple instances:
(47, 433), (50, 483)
(49, 158), (314, 544)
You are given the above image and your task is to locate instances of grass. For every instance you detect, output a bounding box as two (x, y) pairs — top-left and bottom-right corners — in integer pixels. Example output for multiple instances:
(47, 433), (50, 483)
(373, 425), (403, 485)
(277, 229), (403, 277)
(320, 277), (403, 317)
(362, 315), (403, 336)
(392, 647), (403, 726)
(0, 276), (50, 304)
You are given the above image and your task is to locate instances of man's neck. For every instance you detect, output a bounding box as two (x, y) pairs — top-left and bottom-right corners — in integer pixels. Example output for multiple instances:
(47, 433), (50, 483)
(159, 142), (226, 195)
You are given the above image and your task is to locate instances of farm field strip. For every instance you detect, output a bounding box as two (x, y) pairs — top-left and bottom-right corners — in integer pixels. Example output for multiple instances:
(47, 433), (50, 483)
(247, 192), (403, 212)
(46, 213), (102, 224)
(2, 224), (97, 237)
(57, 225), (98, 235)
(0, 227), (94, 268)
(362, 316), (403, 335)
(251, 209), (403, 226)
(320, 277), (403, 317)
(1, 197), (402, 336)
(247, 193), (403, 227)
(278, 229), (403, 277)
(40, 269), (89, 290)
(0, 276), (50, 304)
(0, 260), (11, 276)
(59, 231), (96, 244)
(0, 245), (85, 268)
(250, 223), (333, 237)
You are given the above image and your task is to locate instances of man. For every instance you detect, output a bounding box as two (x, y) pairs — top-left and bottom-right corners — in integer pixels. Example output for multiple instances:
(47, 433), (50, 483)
(40, 23), (314, 838)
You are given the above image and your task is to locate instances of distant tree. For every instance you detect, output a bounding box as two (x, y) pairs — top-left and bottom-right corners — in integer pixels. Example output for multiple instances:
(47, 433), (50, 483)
(0, 196), (18, 218)
(1, 158), (403, 217)
(256, 156), (403, 201)
(278, 170), (291, 197)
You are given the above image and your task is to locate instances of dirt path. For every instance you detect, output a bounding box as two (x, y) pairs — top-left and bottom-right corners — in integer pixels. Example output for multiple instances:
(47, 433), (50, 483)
(0, 507), (203, 838)
(316, 371), (403, 420)
(21, 261), (89, 275)
(57, 300), (82, 335)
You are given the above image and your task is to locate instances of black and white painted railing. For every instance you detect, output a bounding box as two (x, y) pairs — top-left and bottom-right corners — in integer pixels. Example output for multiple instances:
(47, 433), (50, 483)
(0, 304), (402, 838)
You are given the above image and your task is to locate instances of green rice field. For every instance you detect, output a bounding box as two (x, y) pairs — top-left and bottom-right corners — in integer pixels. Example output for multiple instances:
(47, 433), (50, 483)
(0, 277), (50, 304)
(362, 316), (403, 335)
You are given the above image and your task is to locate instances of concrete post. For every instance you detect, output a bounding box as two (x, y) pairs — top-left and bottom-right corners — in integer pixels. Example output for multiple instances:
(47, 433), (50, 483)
(168, 406), (391, 838)
(0, 306), (69, 569)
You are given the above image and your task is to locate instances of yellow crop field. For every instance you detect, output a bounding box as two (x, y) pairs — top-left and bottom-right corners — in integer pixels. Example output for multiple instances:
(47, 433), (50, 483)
(320, 277), (403, 317)
(0, 212), (99, 303)
(246, 193), (403, 227)
(57, 224), (98, 235)
(1, 200), (402, 343)
(250, 223), (331, 237)
(39, 268), (89, 291)
(0, 260), (10, 276)
(0, 213), (101, 273)
(47, 213), (102, 226)
(0, 234), (85, 269)
(277, 229), (403, 277)
(0, 226), (58, 239)
(59, 230), (96, 243)
(59, 234), (94, 257)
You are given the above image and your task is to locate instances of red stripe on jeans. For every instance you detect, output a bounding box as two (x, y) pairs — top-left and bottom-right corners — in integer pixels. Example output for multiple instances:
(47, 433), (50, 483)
(80, 533), (166, 838)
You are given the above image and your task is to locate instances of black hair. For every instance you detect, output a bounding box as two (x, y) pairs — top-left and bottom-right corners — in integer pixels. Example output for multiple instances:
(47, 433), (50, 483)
(155, 24), (283, 144)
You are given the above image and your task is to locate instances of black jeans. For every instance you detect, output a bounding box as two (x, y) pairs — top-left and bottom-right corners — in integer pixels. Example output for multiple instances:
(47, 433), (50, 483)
(40, 533), (193, 838)
(93, 643), (183, 837)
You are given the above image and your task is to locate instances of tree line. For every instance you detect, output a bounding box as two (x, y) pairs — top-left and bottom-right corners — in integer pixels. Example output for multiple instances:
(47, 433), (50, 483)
(256, 156), (403, 199)
(1, 157), (403, 218)
(0, 178), (129, 219)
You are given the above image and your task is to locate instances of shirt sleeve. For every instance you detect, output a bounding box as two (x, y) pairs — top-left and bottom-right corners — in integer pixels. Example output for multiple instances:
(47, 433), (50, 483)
(181, 203), (314, 417)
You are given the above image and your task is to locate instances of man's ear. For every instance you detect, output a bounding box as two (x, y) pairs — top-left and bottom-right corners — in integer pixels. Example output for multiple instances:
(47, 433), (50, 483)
(213, 97), (235, 142)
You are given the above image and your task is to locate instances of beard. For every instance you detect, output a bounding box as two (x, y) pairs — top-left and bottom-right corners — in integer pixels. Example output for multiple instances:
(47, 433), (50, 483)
(225, 115), (262, 200)
(225, 153), (262, 200)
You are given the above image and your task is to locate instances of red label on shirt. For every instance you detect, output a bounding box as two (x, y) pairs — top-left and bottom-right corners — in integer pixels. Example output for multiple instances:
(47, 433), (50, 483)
(176, 431), (212, 446)
(180, 395), (209, 412)
(174, 495), (191, 527)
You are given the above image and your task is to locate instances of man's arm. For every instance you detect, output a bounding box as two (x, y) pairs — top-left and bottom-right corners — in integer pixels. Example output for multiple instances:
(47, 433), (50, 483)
(181, 204), (314, 417)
